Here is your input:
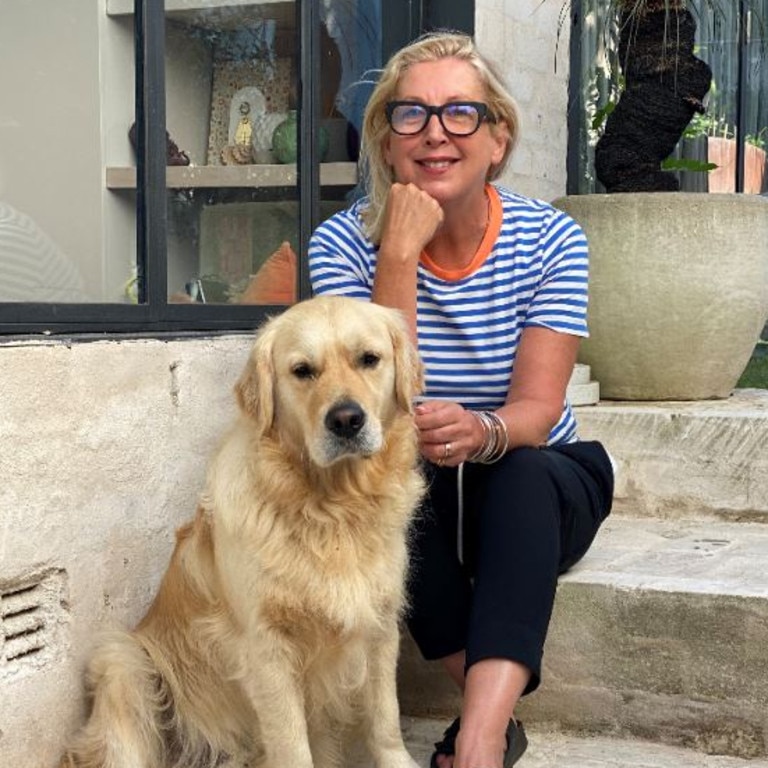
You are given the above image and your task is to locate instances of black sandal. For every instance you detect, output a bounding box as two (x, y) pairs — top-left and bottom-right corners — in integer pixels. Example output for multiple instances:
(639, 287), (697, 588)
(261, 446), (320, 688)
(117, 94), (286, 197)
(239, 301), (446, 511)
(429, 717), (528, 768)
(430, 717), (461, 768)
(503, 718), (528, 766)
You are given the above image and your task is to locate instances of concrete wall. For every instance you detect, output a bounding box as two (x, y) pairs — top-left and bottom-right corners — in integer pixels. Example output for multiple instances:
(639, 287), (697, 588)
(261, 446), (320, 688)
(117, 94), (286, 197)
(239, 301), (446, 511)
(0, 3), (570, 765)
(0, 335), (254, 764)
(478, 0), (571, 202)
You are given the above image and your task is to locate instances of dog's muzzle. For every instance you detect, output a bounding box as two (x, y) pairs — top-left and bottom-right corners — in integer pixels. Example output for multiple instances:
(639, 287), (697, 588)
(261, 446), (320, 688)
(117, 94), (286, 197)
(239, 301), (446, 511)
(325, 400), (367, 439)
(319, 400), (382, 463)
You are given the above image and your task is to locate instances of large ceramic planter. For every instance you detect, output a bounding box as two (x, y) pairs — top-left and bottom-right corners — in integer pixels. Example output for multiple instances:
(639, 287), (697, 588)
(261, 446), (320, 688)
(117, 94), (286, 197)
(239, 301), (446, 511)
(552, 193), (768, 400)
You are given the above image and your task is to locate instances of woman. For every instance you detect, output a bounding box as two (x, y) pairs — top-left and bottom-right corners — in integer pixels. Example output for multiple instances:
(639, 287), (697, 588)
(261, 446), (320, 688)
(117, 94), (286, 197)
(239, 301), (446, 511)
(308, 31), (613, 768)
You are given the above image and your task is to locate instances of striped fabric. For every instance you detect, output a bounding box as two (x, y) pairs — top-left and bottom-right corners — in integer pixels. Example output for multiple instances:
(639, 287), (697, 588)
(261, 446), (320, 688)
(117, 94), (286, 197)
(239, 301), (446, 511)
(0, 202), (90, 302)
(308, 185), (589, 445)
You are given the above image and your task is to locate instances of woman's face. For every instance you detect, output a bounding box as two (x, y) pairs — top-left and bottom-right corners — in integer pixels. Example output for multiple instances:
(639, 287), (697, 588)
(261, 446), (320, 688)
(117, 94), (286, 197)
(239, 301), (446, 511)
(383, 58), (508, 208)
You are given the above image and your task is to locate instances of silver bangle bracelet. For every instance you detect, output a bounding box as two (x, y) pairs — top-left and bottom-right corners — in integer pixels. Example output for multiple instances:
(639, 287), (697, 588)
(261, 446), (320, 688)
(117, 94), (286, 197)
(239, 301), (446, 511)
(467, 410), (510, 464)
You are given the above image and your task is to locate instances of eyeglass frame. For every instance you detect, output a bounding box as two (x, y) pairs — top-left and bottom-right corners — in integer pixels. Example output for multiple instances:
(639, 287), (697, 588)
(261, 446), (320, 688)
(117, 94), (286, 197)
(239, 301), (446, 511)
(384, 101), (496, 137)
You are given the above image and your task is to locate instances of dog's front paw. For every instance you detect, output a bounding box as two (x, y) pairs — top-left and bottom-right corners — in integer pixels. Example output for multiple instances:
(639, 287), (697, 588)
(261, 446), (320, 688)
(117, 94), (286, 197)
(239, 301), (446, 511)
(375, 749), (420, 768)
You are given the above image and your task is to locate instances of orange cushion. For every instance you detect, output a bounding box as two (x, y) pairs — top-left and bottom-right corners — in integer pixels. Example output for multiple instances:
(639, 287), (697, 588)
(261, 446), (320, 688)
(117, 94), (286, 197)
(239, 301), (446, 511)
(239, 241), (297, 305)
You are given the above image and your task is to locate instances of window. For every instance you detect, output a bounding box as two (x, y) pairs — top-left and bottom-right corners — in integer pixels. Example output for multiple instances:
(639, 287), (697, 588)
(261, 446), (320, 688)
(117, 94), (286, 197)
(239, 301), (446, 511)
(0, 0), (472, 335)
(567, 0), (768, 195)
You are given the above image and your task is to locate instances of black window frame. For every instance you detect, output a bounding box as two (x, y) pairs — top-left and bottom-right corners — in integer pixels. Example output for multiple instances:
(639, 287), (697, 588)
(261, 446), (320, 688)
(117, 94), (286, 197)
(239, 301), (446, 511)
(0, 0), (472, 337)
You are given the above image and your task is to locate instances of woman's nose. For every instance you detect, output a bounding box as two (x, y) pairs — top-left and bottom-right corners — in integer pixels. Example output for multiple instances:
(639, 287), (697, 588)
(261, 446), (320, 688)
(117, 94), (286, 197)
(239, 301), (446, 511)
(423, 113), (448, 142)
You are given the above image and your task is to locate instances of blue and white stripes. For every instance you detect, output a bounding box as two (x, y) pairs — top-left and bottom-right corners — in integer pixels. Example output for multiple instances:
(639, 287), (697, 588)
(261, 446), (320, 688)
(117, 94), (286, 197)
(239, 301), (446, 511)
(309, 186), (588, 446)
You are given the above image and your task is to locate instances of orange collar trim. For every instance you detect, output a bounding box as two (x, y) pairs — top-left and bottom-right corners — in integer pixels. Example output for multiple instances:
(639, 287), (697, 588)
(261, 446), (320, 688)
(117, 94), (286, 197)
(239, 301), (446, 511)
(420, 184), (502, 281)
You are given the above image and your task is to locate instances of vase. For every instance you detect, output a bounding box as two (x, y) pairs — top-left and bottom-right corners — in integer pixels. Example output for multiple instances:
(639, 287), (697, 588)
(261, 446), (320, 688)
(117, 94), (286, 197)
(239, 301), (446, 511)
(552, 193), (768, 400)
(271, 110), (329, 164)
(252, 111), (286, 164)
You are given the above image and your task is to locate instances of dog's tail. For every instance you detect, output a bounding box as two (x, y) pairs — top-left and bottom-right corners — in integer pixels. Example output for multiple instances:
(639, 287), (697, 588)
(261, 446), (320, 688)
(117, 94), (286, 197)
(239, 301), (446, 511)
(59, 631), (168, 768)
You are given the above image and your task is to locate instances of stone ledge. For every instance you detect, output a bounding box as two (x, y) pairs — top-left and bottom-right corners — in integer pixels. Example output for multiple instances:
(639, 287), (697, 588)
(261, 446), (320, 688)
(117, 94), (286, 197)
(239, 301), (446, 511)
(575, 389), (768, 522)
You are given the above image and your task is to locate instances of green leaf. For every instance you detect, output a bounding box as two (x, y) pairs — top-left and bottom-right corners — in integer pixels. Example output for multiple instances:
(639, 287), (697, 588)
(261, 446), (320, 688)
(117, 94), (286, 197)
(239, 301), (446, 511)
(661, 157), (719, 172)
(591, 100), (616, 131)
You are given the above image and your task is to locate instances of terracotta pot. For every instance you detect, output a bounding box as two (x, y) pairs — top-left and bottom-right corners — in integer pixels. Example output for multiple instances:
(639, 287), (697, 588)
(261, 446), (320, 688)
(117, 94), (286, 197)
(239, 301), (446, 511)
(707, 137), (767, 194)
(552, 193), (768, 400)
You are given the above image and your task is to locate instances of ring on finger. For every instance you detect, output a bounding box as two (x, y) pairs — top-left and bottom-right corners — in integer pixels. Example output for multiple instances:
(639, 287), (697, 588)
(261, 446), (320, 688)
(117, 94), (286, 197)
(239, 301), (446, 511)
(443, 441), (452, 459)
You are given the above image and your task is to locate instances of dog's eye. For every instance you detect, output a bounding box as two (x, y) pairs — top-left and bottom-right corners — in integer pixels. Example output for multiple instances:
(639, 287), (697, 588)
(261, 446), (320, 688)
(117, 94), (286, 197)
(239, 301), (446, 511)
(291, 362), (315, 380)
(360, 352), (380, 369)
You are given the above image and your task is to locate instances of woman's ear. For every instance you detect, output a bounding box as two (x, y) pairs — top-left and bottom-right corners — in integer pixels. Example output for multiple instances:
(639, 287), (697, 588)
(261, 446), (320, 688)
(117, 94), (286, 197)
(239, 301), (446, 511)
(490, 119), (510, 167)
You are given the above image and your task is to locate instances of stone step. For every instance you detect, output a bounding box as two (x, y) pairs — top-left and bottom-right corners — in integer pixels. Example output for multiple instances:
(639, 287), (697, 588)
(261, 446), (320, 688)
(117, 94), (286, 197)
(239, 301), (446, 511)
(575, 389), (768, 523)
(570, 363), (593, 386)
(398, 515), (768, 760)
(567, 363), (601, 405)
(396, 716), (766, 767)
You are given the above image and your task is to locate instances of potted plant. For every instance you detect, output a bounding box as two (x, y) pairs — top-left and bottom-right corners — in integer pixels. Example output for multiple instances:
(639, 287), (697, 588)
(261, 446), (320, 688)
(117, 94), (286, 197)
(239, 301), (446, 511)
(700, 121), (768, 195)
(549, 0), (768, 400)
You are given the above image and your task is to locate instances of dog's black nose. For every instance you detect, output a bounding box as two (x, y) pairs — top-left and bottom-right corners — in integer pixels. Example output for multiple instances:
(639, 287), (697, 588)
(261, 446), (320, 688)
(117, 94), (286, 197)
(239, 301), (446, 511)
(325, 401), (366, 439)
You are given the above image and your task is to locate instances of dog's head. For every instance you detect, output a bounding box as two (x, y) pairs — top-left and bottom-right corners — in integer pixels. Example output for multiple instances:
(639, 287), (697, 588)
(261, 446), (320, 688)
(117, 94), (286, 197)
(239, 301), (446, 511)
(235, 296), (423, 467)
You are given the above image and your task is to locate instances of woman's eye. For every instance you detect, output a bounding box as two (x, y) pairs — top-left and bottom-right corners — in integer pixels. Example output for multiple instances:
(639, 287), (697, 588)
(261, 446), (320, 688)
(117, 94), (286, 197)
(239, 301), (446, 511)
(400, 106), (426, 122)
(445, 104), (475, 121)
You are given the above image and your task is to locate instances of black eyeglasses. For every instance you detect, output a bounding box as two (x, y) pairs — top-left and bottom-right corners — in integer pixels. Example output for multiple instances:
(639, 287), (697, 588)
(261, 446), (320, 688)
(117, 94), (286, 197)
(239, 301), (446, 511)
(385, 101), (495, 137)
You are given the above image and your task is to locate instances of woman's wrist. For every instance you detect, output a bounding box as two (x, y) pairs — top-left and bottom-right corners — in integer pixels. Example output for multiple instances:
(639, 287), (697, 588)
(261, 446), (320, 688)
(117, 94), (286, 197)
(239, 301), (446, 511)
(467, 410), (509, 463)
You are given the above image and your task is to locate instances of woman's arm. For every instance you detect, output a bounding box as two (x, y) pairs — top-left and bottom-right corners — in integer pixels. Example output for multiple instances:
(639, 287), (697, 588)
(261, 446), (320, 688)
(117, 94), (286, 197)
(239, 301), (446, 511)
(372, 183), (443, 343)
(498, 325), (580, 444)
(415, 327), (579, 466)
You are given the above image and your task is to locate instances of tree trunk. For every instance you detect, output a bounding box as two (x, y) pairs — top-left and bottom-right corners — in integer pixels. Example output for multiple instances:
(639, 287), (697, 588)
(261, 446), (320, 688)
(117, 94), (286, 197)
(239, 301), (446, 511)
(595, 3), (713, 192)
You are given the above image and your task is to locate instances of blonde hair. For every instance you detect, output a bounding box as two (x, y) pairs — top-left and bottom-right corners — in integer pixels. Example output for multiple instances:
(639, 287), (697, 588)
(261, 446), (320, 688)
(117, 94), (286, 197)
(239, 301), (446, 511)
(359, 31), (521, 243)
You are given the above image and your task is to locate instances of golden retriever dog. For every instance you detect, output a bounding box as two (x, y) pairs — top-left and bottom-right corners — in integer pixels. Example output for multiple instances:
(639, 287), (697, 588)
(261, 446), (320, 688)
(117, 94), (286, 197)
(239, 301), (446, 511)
(60, 296), (425, 768)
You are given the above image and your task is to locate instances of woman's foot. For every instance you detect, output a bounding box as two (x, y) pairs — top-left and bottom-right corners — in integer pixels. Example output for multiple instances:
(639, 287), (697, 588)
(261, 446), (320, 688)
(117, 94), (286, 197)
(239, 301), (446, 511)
(430, 717), (460, 768)
(429, 717), (527, 768)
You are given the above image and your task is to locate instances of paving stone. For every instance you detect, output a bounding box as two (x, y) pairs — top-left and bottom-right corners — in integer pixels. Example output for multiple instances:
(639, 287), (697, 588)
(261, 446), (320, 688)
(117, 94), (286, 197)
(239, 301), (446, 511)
(396, 716), (767, 767)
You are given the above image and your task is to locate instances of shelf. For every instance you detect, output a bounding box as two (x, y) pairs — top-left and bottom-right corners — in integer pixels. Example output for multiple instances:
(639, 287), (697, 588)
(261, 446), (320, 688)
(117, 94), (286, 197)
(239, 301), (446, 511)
(106, 162), (358, 190)
(107, 0), (295, 30)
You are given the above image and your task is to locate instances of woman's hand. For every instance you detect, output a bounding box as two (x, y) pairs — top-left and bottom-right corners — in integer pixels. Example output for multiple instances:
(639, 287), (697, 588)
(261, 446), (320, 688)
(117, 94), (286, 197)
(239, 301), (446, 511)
(379, 183), (444, 265)
(373, 183), (444, 342)
(414, 400), (483, 467)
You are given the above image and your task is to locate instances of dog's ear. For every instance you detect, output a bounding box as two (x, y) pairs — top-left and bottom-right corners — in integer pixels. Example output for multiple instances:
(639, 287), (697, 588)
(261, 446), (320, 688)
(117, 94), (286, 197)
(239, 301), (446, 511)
(235, 320), (277, 435)
(387, 312), (424, 412)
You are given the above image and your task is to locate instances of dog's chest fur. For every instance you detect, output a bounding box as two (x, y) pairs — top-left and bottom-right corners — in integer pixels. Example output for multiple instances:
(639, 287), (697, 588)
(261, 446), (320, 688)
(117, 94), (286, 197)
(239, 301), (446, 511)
(229, 493), (408, 643)
(207, 425), (421, 649)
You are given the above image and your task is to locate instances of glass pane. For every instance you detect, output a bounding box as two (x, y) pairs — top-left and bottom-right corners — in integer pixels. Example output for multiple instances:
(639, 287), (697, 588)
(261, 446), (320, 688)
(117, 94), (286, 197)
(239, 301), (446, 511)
(163, 0), (380, 306)
(683, 5), (742, 193)
(743, 2), (768, 194)
(163, 3), (297, 306)
(318, 1), (383, 230)
(570, 1), (768, 195)
(569, 1), (620, 194)
(0, 1), (135, 303)
(682, 1), (768, 194)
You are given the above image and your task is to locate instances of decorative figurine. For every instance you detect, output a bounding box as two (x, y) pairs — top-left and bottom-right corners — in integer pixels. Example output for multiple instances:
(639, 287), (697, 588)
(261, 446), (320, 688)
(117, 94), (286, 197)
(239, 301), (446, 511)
(222, 101), (256, 165)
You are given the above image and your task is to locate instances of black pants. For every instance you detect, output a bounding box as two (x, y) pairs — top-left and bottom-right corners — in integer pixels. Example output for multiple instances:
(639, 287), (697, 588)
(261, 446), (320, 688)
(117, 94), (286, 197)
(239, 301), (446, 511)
(405, 440), (614, 695)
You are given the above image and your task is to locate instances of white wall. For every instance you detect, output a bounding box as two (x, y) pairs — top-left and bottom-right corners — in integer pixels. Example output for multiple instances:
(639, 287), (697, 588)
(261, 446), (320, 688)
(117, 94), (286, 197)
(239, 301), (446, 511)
(0, 335), (253, 764)
(476, 0), (571, 202)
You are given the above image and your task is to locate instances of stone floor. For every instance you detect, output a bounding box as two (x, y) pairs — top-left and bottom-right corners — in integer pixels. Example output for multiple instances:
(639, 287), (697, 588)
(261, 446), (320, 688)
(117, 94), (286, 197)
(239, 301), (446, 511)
(394, 716), (766, 768)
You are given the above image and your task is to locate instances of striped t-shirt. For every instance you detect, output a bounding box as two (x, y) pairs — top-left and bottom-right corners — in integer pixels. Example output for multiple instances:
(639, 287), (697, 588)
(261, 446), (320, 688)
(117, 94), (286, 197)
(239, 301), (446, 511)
(308, 184), (589, 445)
